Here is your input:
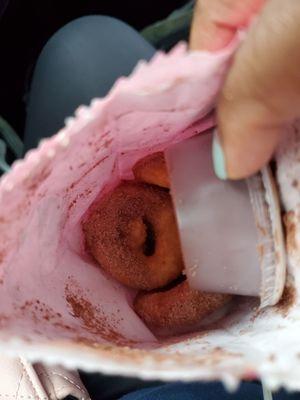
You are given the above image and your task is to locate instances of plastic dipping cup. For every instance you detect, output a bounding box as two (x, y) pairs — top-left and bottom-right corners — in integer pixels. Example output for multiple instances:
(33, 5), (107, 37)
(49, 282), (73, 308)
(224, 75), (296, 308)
(165, 132), (286, 306)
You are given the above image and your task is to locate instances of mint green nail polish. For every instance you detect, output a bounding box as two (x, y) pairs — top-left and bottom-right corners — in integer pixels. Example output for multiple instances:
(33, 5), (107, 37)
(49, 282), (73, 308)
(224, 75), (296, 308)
(212, 130), (227, 180)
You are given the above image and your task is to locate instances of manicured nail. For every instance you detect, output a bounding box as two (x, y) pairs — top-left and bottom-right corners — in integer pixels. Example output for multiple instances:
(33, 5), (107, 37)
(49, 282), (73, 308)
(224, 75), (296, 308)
(212, 129), (227, 180)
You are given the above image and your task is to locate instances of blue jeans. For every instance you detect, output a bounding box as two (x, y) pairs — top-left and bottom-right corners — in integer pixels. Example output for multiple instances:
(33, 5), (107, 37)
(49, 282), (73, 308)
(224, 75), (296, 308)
(121, 382), (300, 400)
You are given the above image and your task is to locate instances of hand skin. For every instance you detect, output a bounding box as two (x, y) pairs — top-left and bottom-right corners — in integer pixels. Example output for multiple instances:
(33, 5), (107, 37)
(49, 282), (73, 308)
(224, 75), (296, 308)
(191, 0), (300, 179)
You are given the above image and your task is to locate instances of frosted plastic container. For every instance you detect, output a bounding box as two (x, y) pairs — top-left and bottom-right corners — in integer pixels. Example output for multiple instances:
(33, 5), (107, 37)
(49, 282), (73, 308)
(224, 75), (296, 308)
(165, 132), (286, 306)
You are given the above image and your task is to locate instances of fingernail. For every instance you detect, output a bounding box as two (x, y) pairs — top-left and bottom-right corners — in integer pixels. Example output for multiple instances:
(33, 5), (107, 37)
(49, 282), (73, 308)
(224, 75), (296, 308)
(212, 129), (227, 180)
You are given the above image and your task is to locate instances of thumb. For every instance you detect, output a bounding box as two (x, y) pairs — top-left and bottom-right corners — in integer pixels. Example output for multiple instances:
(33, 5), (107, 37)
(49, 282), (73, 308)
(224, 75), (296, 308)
(214, 0), (300, 180)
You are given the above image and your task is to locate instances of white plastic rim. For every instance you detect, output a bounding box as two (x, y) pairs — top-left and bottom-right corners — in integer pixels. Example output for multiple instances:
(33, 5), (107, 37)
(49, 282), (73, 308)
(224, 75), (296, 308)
(165, 132), (286, 307)
(247, 166), (286, 307)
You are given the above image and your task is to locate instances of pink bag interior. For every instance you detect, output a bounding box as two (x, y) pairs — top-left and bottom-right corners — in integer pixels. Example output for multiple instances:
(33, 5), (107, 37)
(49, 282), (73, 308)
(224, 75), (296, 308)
(0, 41), (238, 347)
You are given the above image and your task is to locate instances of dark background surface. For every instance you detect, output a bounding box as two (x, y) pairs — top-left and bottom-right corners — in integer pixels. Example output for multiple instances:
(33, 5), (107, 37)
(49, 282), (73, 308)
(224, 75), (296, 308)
(0, 0), (186, 139)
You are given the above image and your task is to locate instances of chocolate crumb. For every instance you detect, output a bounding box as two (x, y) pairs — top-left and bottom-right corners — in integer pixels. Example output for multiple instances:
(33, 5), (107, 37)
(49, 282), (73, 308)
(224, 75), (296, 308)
(0, 250), (5, 264)
(17, 299), (67, 330)
(284, 211), (297, 252)
(257, 244), (264, 260)
(277, 285), (296, 316)
(268, 354), (276, 362)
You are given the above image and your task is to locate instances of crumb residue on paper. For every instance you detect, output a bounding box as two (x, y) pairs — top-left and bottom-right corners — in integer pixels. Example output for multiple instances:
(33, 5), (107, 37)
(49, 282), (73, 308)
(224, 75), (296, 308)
(0, 250), (5, 264)
(0, 314), (9, 327)
(19, 300), (63, 323)
(268, 354), (276, 362)
(65, 282), (136, 346)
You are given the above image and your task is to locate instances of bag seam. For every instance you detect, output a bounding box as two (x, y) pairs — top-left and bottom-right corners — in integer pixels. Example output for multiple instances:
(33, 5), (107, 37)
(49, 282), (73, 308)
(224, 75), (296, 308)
(35, 365), (57, 400)
(19, 358), (46, 400)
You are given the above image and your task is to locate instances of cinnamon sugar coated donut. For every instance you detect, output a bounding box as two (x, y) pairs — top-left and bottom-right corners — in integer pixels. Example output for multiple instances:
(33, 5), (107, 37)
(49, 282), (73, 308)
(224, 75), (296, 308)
(133, 152), (170, 189)
(83, 154), (234, 333)
(83, 181), (184, 290)
(133, 280), (232, 330)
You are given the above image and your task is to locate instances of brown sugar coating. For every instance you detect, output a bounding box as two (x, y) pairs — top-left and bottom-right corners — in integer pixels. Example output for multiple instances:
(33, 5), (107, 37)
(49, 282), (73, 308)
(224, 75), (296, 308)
(133, 152), (170, 189)
(83, 181), (184, 290)
(134, 280), (232, 330)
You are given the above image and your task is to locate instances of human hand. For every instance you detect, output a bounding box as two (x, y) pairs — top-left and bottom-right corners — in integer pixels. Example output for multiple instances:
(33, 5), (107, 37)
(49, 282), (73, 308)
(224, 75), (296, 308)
(191, 0), (300, 179)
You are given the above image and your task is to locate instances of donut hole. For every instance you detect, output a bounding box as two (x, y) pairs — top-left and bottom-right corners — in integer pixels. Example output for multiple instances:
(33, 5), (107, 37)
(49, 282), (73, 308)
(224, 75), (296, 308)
(142, 217), (156, 256)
